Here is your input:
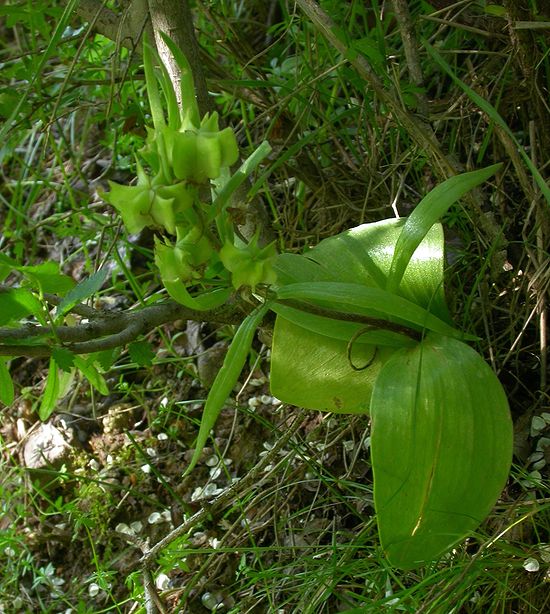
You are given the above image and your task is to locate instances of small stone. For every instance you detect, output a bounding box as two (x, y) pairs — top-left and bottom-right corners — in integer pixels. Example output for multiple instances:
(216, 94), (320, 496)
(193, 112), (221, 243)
(523, 557), (540, 572)
(201, 591), (222, 610)
(22, 423), (72, 470)
(88, 583), (101, 597)
(205, 455), (219, 467)
(155, 573), (170, 590)
(148, 512), (162, 524)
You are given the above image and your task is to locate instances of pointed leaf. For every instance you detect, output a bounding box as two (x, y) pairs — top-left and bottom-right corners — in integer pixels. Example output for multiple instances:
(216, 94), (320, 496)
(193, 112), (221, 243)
(275, 282), (468, 339)
(185, 303), (269, 475)
(0, 360), (14, 406)
(39, 357), (60, 420)
(56, 268), (109, 318)
(370, 333), (513, 569)
(386, 164), (502, 293)
(74, 356), (109, 396)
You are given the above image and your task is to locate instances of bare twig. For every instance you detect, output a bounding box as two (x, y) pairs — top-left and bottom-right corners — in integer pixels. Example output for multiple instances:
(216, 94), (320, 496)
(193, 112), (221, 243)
(0, 294), (250, 357)
(71, 0), (154, 52)
(390, 0), (429, 116)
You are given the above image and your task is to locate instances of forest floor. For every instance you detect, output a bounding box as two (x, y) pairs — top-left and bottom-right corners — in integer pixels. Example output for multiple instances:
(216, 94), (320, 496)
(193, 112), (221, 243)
(2, 1), (550, 612)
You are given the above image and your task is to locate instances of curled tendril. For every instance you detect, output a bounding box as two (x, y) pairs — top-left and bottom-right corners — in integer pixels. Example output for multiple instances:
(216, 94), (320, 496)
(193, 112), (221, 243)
(346, 326), (378, 371)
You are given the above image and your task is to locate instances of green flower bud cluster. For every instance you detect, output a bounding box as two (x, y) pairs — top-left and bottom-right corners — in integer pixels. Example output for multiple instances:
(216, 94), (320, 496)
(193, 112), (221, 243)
(103, 35), (276, 308)
(220, 233), (277, 291)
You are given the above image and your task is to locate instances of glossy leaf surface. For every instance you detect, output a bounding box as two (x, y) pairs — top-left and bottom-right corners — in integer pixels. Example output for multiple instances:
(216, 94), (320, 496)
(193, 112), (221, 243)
(386, 164), (502, 294)
(270, 220), (448, 413)
(370, 333), (512, 569)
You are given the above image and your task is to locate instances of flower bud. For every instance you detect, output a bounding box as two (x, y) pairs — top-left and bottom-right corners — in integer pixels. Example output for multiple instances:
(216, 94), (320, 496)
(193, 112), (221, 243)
(220, 236), (277, 290)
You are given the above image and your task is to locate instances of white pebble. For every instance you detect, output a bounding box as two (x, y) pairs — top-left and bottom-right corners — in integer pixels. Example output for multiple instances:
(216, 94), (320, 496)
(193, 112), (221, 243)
(155, 573), (170, 590)
(523, 557), (540, 572)
(88, 583), (101, 597)
(148, 512), (162, 524)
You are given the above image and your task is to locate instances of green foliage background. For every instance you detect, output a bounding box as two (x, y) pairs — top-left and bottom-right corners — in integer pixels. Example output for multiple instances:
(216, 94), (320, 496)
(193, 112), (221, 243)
(0, 1), (549, 612)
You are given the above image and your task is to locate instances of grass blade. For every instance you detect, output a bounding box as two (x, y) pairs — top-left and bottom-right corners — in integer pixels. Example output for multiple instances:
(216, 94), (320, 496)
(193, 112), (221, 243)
(425, 40), (550, 207)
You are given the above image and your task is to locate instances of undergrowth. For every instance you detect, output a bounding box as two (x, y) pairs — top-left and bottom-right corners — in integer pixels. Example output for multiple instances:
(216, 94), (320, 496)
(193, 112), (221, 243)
(0, 1), (549, 612)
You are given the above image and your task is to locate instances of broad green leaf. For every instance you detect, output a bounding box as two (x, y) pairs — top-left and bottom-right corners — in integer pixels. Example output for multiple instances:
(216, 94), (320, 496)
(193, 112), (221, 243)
(19, 261), (75, 295)
(0, 360), (14, 406)
(0, 252), (19, 281)
(270, 219), (452, 413)
(270, 317), (395, 413)
(185, 302), (269, 475)
(52, 347), (75, 372)
(39, 357), (60, 420)
(0, 287), (43, 325)
(128, 340), (156, 367)
(275, 282), (468, 339)
(275, 220), (450, 321)
(386, 164), (502, 294)
(56, 268), (109, 318)
(370, 333), (513, 569)
(74, 356), (109, 396)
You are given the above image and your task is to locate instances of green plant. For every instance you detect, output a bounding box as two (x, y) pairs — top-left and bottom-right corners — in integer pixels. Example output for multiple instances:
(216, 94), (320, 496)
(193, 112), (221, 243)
(0, 33), (513, 572)
(102, 39), (512, 569)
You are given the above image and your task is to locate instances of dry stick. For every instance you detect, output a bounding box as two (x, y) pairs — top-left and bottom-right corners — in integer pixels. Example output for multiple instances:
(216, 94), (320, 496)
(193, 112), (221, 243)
(294, 0), (503, 247)
(147, 0), (212, 116)
(72, 0), (154, 52)
(139, 408), (307, 569)
(390, 0), (429, 117)
(0, 297), (249, 357)
(529, 121), (548, 392)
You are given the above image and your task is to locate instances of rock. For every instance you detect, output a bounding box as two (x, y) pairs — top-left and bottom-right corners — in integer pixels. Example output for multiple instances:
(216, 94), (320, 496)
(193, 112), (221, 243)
(22, 423), (73, 470)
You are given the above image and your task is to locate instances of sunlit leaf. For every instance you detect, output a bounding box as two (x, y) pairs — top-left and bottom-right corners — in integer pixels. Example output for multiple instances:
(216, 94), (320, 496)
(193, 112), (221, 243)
(270, 317), (394, 413)
(0, 287), (43, 325)
(19, 261), (75, 295)
(0, 359), (14, 406)
(386, 164), (502, 294)
(370, 333), (513, 569)
(275, 282), (467, 339)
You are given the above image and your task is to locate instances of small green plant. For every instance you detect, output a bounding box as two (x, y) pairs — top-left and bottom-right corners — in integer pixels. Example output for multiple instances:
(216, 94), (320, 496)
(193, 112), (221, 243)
(0, 35), (512, 571)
